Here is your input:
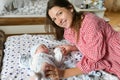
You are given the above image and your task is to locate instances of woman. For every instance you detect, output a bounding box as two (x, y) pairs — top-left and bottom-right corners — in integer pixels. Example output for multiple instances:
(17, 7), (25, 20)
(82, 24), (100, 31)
(44, 0), (120, 79)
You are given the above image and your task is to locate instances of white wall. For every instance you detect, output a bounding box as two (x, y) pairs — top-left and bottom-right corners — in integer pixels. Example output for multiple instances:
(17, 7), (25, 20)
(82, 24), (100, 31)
(0, 25), (46, 34)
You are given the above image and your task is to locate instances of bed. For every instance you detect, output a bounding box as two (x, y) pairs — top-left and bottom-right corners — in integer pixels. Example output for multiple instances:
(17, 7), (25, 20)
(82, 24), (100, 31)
(0, 0), (51, 37)
(0, 0), (119, 80)
(1, 34), (119, 80)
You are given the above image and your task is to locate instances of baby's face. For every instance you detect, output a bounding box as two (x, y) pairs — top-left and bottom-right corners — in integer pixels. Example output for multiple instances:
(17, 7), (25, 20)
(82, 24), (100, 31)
(35, 44), (49, 54)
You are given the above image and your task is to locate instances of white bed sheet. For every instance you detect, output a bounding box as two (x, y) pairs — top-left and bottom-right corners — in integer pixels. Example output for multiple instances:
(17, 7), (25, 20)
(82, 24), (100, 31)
(1, 34), (119, 80)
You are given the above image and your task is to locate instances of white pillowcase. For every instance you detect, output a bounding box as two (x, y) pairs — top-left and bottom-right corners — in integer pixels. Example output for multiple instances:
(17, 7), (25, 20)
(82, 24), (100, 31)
(0, 0), (14, 12)
(0, 0), (31, 13)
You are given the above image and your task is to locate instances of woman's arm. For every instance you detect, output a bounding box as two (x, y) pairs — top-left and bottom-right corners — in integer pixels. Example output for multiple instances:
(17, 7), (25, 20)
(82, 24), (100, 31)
(45, 64), (82, 79)
(70, 45), (78, 51)
(62, 67), (82, 78)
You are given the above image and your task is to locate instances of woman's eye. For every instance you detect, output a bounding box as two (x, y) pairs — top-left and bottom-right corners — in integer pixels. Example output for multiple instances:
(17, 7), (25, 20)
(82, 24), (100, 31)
(58, 11), (62, 15)
(52, 11), (62, 22)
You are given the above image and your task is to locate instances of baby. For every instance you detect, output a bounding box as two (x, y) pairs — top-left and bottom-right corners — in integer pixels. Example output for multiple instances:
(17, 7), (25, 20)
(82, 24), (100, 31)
(29, 44), (64, 80)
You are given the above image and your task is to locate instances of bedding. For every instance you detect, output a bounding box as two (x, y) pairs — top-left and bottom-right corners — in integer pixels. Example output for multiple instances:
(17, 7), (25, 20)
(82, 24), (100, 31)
(0, 0), (29, 14)
(0, 0), (14, 12)
(0, 0), (48, 16)
(1, 34), (119, 80)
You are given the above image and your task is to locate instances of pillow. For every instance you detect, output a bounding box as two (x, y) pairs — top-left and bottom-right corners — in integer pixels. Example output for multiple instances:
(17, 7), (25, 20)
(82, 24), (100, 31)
(0, 0), (15, 12)
(0, 0), (31, 13)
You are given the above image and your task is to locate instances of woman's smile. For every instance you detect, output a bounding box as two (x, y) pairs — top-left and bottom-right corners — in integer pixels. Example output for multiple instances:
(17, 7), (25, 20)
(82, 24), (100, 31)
(48, 6), (73, 29)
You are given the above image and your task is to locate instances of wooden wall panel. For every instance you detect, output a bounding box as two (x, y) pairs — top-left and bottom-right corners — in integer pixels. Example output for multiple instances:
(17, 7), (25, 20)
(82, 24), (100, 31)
(104, 0), (120, 12)
(0, 17), (46, 26)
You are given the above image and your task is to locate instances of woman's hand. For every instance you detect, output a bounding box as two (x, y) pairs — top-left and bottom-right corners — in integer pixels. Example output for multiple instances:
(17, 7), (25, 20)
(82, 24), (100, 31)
(43, 63), (63, 80)
(42, 63), (82, 79)
(57, 45), (78, 55)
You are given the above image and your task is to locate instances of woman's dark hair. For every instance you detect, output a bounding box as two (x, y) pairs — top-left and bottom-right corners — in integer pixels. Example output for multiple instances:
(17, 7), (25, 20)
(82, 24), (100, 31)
(46, 0), (83, 41)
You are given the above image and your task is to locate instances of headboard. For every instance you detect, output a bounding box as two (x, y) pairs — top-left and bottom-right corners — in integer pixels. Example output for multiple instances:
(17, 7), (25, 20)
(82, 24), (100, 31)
(0, 16), (53, 38)
(0, 0), (55, 37)
(0, 17), (45, 26)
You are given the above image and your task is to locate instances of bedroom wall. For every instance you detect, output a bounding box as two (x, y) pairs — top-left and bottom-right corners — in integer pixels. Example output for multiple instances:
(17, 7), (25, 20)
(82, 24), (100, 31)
(104, 0), (120, 12)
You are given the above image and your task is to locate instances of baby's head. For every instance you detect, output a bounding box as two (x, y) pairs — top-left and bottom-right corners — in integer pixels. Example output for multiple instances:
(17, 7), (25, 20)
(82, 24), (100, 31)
(31, 44), (49, 56)
(30, 44), (55, 79)
(35, 44), (49, 54)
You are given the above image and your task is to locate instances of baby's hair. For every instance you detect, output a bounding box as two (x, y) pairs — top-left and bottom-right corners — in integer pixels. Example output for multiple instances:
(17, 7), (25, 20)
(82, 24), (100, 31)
(35, 72), (42, 80)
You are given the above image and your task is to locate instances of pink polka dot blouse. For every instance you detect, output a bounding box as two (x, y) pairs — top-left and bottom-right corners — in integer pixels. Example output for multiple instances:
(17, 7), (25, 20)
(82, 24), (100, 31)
(64, 13), (120, 79)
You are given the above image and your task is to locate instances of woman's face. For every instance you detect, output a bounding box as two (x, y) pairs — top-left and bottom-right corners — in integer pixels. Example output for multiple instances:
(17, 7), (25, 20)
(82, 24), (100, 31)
(48, 6), (73, 29)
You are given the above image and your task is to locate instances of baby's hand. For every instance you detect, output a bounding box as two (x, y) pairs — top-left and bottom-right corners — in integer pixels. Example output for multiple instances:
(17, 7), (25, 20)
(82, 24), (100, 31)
(57, 45), (75, 55)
